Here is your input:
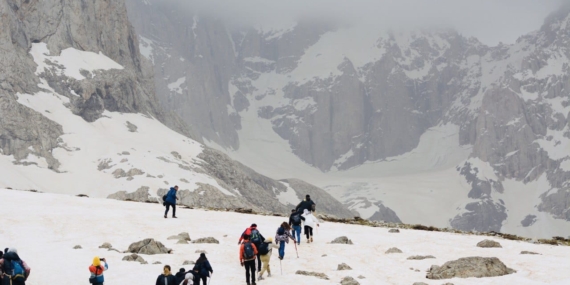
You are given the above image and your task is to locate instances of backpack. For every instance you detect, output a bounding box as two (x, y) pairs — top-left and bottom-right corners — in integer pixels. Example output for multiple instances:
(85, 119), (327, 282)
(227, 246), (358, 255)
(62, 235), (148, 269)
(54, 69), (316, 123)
(292, 214), (301, 224)
(257, 242), (270, 255)
(8, 260), (26, 280)
(277, 226), (285, 235)
(242, 242), (255, 259)
(250, 229), (261, 245)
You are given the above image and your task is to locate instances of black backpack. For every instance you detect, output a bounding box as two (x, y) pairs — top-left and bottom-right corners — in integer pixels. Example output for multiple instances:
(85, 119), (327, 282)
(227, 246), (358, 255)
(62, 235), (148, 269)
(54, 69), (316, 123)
(243, 242), (255, 259)
(257, 242), (270, 255)
(292, 214), (301, 224)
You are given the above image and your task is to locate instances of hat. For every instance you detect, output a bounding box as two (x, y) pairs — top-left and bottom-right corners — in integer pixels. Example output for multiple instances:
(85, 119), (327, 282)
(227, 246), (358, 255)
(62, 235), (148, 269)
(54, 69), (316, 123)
(92, 256), (101, 267)
(265, 237), (273, 243)
(306, 194), (310, 198)
(200, 253), (206, 258)
(8, 248), (17, 254)
(251, 223), (257, 228)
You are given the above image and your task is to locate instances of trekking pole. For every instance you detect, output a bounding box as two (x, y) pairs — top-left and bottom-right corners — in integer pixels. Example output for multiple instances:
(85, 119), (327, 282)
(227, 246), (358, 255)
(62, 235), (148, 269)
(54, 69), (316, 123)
(294, 240), (299, 258)
(208, 272), (212, 285)
(280, 259), (283, 275)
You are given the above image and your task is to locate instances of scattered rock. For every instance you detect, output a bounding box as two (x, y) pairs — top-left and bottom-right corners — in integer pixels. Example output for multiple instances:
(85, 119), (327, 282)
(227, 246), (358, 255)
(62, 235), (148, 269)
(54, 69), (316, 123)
(127, 239), (171, 255)
(195, 250), (207, 254)
(122, 253), (146, 264)
(331, 236), (353, 244)
(295, 270), (329, 280)
(441, 283), (455, 285)
(112, 168), (127, 178)
(121, 151), (130, 155)
(126, 121), (138, 132)
(177, 240), (189, 244)
(426, 257), (516, 279)
(99, 242), (113, 249)
(98, 158), (114, 171)
(76, 194), (89, 198)
(413, 283), (428, 285)
(476, 239), (502, 248)
(337, 263), (352, 270)
(126, 168), (145, 177)
(322, 254), (327, 257)
(407, 255), (436, 260)
(180, 178), (189, 183)
(414, 269), (420, 272)
(153, 261), (162, 265)
(192, 237), (219, 244)
(120, 158), (128, 163)
(521, 251), (540, 255)
(341, 276), (360, 285)
(389, 229), (400, 233)
(357, 275), (365, 279)
(385, 247), (403, 254)
(223, 235), (228, 237)
(73, 245), (82, 249)
(171, 151), (182, 160)
(183, 260), (196, 265)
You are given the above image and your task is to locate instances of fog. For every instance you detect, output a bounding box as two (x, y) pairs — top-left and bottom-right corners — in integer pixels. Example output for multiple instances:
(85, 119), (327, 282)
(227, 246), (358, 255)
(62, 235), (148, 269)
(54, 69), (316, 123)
(155, 0), (564, 45)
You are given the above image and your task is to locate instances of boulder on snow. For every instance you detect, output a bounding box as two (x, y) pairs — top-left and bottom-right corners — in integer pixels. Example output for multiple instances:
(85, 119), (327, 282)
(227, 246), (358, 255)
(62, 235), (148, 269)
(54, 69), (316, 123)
(521, 251), (540, 255)
(341, 276), (360, 285)
(476, 239), (502, 248)
(192, 237), (219, 244)
(122, 253), (147, 264)
(73, 245), (82, 249)
(337, 263), (352, 270)
(413, 283), (428, 285)
(426, 257), (516, 279)
(331, 236), (353, 244)
(183, 260), (196, 265)
(295, 270), (329, 280)
(177, 240), (189, 244)
(99, 242), (112, 249)
(385, 247), (403, 254)
(195, 250), (207, 254)
(127, 238), (171, 255)
(388, 229), (400, 233)
(407, 255), (435, 260)
(357, 275), (365, 279)
(153, 261), (162, 265)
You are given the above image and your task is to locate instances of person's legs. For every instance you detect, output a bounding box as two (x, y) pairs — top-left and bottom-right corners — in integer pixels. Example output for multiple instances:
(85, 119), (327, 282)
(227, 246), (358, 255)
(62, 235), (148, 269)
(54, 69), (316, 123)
(201, 276), (207, 285)
(304, 225), (310, 240)
(279, 241), (285, 258)
(165, 203), (170, 216)
(308, 226), (314, 242)
(293, 225), (301, 243)
(259, 254), (270, 277)
(250, 260), (257, 284)
(245, 260), (253, 284)
(172, 204), (177, 217)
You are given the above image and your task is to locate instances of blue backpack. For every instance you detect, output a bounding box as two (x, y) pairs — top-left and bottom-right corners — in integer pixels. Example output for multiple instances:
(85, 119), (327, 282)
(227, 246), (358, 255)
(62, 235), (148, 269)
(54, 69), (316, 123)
(242, 242), (255, 259)
(8, 260), (26, 280)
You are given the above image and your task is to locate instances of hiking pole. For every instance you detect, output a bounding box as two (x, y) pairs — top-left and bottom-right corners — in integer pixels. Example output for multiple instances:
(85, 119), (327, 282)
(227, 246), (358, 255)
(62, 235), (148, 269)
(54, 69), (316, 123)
(208, 272), (212, 285)
(294, 241), (299, 258)
(280, 259), (283, 275)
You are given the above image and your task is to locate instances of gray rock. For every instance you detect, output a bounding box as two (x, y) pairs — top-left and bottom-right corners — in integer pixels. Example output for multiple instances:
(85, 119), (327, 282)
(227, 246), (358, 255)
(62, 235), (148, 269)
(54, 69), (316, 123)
(521, 251), (540, 255)
(357, 275), (365, 279)
(126, 121), (138, 132)
(153, 261), (162, 264)
(195, 250), (207, 254)
(476, 240), (502, 248)
(73, 245), (82, 249)
(177, 240), (189, 244)
(389, 229), (400, 233)
(413, 283), (428, 285)
(127, 239), (170, 255)
(108, 186), (158, 203)
(295, 270), (329, 280)
(99, 243), (113, 249)
(183, 260), (196, 265)
(122, 253), (146, 264)
(385, 247), (403, 254)
(521, 215), (537, 227)
(192, 237), (219, 244)
(407, 255), (435, 260)
(340, 276), (360, 285)
(426, 257), (516, 279)
(337, 263), (352, 270)
(331, 236), (353, 244)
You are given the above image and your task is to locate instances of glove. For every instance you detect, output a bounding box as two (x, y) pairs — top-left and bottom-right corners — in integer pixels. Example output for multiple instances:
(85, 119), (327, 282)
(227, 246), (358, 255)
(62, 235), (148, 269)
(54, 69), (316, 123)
(238, 241), (241, 245)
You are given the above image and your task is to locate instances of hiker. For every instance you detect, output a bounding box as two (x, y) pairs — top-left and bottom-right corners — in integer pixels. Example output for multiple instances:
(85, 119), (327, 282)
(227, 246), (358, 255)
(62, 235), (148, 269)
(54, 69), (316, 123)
(239, 235), (258, 285)
(0, 248), (31, 285)
(257, 237), (279, 281)
(194, 253), (213, 285)
(295, 194), (316, 214)
(164, 186), (179, 218)
(238, 223), (264, 270)
(88, 256), (108, 285)
(289, 209), (305, 245)
(174, 268), (187, 285)
(302, 209), (320, 243)
(275, 222), (295, 259)
(156, 265), (176, 285)
(180, 267), (200, 285)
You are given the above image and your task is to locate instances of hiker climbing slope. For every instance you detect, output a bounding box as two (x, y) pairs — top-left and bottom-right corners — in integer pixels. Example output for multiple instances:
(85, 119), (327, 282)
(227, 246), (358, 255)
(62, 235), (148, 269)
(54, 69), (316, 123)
(275, 222), (295, 259)
(239, 235), (258, 285)
(289, 209), (305, 245)
(238, 223), (265, 270)
(257, 237), (279, 280)
(295, 194), (316, 214)
(302, 209), (320, 243)
(155, 265), (176, 285)
(164, 186), (179, 218)
(193, 253), (213, 285)
(88, 256), (107, 285)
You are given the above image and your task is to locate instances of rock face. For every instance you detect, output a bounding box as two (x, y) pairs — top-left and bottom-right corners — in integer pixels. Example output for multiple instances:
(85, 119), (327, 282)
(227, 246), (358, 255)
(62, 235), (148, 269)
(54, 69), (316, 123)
(331, 236), (353, 244)
(385, 247), (403, 254)
(99, 243), (113, 249)
(340, 276), (360, 285)
(192, 237), (219, 244)
(124, 0), (570, 236)
(426, 257), (516, 279)
(337, 263), (352, 270)
(127, 239), (170, 255)
(476, 240), (502, 248)
(295, 270), (329, 280)
(122, 253), (147, 264)
(388, 229), (400, 233)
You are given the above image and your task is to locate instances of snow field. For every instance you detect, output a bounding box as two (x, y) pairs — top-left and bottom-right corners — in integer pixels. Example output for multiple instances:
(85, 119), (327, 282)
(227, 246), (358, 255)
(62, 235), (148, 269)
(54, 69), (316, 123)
(1, 189), (569, 285)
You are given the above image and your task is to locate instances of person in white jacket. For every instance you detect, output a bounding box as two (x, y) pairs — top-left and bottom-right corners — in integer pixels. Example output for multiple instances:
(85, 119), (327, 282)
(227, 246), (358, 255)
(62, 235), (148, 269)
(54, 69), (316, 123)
(302, 209), (320, 243)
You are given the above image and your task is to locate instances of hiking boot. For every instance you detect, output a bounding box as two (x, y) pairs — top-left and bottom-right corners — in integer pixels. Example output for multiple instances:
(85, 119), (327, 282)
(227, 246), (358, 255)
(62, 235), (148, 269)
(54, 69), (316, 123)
(310, 237), (313, 242)
(173, 216), (178, 218)
(278, 256), (283, 260)
(164, 215), (167, 218)
(258, 275), (264, 281)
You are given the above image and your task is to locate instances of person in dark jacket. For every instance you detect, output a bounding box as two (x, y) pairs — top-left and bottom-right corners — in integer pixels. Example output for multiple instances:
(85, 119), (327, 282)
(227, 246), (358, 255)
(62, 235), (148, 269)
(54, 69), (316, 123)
(174, 268), (186, 285)
(193, 253), (213, 285)
(155, 265), (176, 285)
(288, 209), (305, 245)
(164, 186), (179, 218)
(295, 194), (316, 214)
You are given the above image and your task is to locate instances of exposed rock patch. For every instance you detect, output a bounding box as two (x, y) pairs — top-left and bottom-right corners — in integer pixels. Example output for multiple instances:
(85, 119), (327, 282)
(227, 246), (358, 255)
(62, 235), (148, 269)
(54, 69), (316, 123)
(295, 270), (329, 280)
(192, 237), (219, 244)
(385, 247), (403, 254)
(521, 251), (540, 255)
(331, 236), (353, 244)
(126, 121), (138, 132)
(388, 229), (400, 233)
(122, 253), (147, 264)
(99, 242), (113, 249)
(337, 263), (352, 270)
(183, 260), (196, 265)
(426, 257), (516, 279)
(73, 245), (82, 249)
(127, 238), (170, 255)
(340, 276), (360, 285)
(477, 239), (502, 248)
(407, 255), (435, 260)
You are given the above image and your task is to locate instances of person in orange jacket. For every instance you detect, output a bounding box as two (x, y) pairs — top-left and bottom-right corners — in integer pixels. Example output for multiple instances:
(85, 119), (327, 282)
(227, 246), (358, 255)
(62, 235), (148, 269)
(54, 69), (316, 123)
(239, 235), (258, 285)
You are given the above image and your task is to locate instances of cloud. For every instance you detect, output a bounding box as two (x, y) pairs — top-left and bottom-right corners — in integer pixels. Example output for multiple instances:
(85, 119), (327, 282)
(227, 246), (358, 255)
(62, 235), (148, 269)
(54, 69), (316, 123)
(153, 0), (564, 45)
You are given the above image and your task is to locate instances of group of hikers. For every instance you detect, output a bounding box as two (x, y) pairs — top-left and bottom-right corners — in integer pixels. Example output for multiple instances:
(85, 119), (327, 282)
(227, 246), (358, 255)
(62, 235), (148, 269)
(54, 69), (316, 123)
(3, 185), (319, 285)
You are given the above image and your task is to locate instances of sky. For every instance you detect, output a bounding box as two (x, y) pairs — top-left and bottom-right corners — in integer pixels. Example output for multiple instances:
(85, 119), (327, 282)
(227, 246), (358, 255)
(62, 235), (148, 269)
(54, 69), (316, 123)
(156, 0), (565, 46)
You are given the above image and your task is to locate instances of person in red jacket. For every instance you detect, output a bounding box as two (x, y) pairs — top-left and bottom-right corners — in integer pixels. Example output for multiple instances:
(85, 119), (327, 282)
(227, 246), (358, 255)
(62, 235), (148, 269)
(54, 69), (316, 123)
(239, 235), (258, 285)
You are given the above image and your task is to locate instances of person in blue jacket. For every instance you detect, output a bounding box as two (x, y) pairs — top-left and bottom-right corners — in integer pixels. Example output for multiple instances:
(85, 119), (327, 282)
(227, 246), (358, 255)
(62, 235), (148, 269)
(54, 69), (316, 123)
(164, 186), (179, 218)
(193, 253), (213, 285)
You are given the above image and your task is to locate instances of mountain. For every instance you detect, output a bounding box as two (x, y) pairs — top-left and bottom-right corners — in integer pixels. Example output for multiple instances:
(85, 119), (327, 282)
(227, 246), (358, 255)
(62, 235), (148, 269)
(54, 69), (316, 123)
(0, 0), (353, 218)
(2, 188), (570, 284)
(125, 0), (570, 238)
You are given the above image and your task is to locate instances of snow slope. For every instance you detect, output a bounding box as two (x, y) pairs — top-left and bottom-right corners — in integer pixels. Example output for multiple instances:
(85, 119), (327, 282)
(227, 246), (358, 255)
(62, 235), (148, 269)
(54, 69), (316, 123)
(0, 189), (569, 285)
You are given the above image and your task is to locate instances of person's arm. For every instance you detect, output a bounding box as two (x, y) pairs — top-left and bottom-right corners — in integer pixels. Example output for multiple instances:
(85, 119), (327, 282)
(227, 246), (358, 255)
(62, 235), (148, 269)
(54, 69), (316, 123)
(207, 261), (213, 273)
(103, 260), (109, 271)
(252, 243), (258, 255)
(239, 244), (244, 264)
(155, 275), (161, 285)
(238, 231), (245, 244)
(288, 215), (293, 226)
(301, 216), (306, 221)
(21, 260), (31, 277)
